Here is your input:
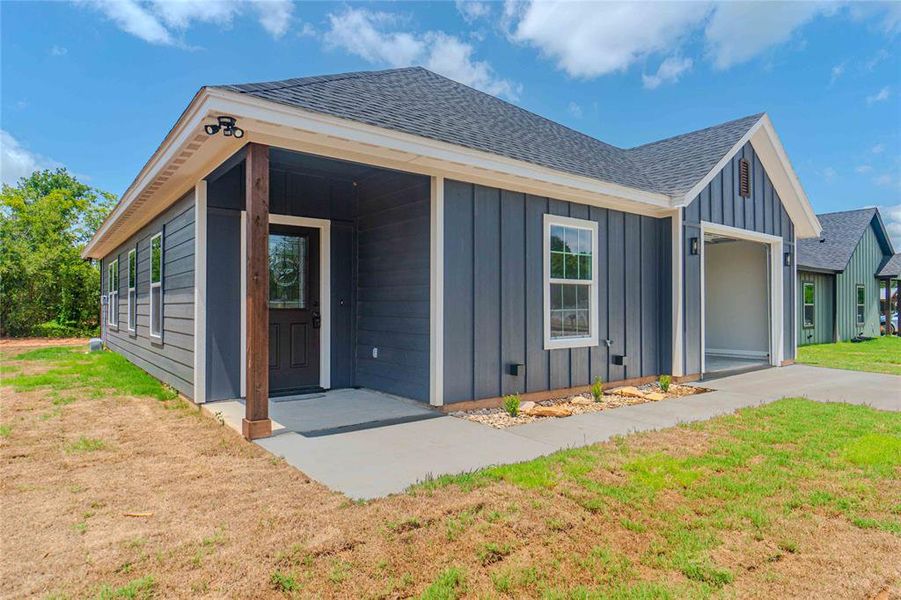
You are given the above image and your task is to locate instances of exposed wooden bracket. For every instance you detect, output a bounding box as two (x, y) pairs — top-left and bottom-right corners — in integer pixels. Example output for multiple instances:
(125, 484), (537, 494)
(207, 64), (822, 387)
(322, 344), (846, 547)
(244, 143), (271, 440)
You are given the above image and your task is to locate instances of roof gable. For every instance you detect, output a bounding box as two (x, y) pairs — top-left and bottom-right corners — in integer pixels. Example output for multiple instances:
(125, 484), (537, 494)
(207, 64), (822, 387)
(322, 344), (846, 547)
(797, 208), (893, 272)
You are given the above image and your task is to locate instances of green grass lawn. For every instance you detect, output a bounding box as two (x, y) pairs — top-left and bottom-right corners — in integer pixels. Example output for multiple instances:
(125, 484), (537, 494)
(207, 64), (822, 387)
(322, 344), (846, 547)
(797, 336), (901, 375)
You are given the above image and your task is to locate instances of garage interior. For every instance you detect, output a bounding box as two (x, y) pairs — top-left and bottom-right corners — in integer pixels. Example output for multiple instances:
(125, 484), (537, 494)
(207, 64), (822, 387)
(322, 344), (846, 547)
(703, 232), (772, 375)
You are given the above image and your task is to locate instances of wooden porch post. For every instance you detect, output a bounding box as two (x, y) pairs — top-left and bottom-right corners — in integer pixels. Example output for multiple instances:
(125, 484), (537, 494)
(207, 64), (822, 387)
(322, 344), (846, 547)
(243, 143), (272, 440)
(885, 280), (892, 337)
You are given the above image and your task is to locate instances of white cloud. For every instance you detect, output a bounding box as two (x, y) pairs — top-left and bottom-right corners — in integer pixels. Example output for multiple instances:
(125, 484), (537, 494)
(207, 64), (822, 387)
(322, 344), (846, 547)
(567, 101), (583, 119)
(856, 165), (874, 174)
(642, 56), (693, 89)
(0, 130), (61, 186)
(821, 166), (837, 183)
(829, 61), (845, 85)
(50, 45), (68, 56)
(510, 1), (709, 78)
(456, 0), (491, 23)
(704, 2), (830, 70)
(873, 143), (886, 154)
(77, 0), (294, 45)
(874, 173), (898, 188)
(879, 203), (901, 248)
(324, 8), (518, 99)
(505, 1), (849, 81)
(867, 86), (891, 105)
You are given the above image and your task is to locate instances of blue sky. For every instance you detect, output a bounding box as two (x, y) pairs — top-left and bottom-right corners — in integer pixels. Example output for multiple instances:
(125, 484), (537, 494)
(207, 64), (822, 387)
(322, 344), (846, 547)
(2, 1), (899, 242)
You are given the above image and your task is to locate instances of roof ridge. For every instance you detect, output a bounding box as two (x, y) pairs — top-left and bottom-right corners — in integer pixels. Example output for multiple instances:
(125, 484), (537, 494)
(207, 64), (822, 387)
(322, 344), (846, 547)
(816, 207), (877, 217)
(626, 112), (765, 151)
(218, 66), (423, 93)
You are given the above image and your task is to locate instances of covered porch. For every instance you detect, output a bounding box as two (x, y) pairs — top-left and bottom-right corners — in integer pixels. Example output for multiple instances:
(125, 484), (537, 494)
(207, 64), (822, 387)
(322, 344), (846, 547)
(199, 143), (435, 438)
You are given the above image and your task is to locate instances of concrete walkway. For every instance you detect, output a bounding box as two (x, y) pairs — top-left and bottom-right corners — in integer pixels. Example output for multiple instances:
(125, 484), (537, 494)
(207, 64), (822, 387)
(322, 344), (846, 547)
(210, 365), (900, 499)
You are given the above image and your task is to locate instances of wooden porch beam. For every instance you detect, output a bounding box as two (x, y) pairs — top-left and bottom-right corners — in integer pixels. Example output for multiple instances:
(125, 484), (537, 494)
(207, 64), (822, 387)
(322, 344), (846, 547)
(243, 143), (272, 440)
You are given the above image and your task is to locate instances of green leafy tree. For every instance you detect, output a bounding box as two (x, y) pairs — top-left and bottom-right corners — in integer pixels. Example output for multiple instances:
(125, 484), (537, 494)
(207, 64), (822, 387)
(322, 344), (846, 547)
(0, 169), (116, 337)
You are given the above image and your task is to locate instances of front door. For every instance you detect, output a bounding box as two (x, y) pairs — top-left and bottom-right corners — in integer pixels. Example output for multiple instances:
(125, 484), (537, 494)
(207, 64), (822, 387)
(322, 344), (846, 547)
(268, 225), (320, 394)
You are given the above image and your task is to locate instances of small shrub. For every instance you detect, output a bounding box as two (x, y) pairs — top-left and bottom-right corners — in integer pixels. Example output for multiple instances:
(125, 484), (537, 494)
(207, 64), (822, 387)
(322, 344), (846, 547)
(0, 424), (10, 438)
(658, 375), (672, 393)
(591, 376), (603, 402)
(502, 394), (520, 417)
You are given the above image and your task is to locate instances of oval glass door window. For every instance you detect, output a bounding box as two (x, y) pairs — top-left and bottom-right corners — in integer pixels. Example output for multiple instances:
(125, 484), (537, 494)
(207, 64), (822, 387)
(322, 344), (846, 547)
(269, 233), (307, 309)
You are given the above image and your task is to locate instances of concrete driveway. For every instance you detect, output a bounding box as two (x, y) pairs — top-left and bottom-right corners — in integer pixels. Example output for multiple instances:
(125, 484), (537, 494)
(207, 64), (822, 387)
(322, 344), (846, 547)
(212, 365), (900, 499)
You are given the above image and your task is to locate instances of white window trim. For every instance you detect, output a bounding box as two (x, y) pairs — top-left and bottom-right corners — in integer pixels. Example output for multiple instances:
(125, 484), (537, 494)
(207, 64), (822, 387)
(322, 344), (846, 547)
(150, 232), (163, 339)
(107, 258), (118, 327)
(127, 248), (136, 332)
(543, 214), (600, 350)
(802, 282), (815, 328)
(856, 284), (865, 325)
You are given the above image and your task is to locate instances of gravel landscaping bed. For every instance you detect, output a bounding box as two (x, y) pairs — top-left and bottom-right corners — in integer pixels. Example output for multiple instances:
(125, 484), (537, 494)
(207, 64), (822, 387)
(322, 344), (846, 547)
(450, 382), (709, 428)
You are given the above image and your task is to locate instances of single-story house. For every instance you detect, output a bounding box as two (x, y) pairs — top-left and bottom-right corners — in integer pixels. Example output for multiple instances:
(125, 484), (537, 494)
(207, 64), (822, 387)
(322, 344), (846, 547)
(82, 67), (822, 439)
(796, 208), (896, 345)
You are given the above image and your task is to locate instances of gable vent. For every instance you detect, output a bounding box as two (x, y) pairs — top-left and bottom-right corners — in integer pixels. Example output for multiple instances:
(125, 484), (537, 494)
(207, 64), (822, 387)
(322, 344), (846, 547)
(739, 158), (751, 198)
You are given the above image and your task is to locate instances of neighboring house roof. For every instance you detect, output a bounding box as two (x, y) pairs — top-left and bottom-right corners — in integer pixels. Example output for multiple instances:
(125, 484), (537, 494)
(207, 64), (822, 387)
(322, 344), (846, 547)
(215, 67), (760, 199)
(878, 253), (901, 279)
(797, 208), (895, 272)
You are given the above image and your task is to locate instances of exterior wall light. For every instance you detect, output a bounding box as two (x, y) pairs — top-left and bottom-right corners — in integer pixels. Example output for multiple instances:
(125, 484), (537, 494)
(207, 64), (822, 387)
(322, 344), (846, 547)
(784, 251), (792, 266)
(204, 116), (244, 138)
(689, 237), (699, 255)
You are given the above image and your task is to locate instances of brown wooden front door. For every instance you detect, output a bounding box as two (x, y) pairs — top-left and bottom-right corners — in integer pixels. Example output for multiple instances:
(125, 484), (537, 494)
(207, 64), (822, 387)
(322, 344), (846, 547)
(268, 224), (320, 394)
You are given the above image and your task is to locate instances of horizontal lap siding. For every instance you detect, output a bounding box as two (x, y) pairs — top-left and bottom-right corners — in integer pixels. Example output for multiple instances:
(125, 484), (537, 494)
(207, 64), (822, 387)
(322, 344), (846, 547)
(797, 271), (834, 345)
(683, 142), (796, 372)
(101, 192), (195, 397)
(354, 171), (430, 401)
(443, 179), (671, 404)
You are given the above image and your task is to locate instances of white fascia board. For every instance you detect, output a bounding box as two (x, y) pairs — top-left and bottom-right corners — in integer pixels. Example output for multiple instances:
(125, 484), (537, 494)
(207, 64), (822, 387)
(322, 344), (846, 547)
(204, 88), (672, 208)
(85, 87), (677, 258)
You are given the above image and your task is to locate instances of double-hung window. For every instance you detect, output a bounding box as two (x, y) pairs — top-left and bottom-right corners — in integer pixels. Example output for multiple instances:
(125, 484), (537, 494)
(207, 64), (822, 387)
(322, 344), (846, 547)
(802, 282), (815, 328)
(150, 233), (163, 339)
(544, 214), (599, 349)
(127, 248), (137, 332)
(107, 258), (119, 327)
(856, 284), (865, 326)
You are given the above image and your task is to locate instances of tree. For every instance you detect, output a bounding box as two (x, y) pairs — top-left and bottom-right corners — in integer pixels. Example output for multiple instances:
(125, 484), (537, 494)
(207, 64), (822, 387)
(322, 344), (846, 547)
(0, 169), (117, 337)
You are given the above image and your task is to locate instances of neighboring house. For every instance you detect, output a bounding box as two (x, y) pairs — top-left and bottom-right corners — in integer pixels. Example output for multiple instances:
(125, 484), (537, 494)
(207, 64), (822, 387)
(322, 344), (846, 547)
(796, 208), (895, 345)
(82, 67), (821, 439)
(878, 253), (900, 335)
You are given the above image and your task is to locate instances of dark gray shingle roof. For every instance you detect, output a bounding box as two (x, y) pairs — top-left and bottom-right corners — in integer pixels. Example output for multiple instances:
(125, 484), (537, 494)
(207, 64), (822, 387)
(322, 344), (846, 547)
(878, 253), (901, 278)
(797, 208), (878, 272)
(215, 67), (762, 197)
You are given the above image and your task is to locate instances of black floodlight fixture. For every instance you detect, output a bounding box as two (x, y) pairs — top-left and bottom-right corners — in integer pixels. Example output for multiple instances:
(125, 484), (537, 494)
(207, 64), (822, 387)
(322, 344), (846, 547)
(204, 116), (244, 138)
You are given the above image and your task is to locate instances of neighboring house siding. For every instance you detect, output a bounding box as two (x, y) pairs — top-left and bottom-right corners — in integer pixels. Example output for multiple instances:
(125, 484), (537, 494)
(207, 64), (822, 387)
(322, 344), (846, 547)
(836, 225), (883, 339)
(442, 179), (672, 404)
(797, 271), (835, 346)
(101, 191), (195, 397)
(354, 171), (431, 401)
(683, 141), (796, 374)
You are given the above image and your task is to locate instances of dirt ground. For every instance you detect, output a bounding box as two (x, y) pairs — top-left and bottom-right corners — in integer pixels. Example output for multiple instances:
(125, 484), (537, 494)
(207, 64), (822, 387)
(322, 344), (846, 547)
(0, 337), (89, 349)
(1, 345), (899, 599)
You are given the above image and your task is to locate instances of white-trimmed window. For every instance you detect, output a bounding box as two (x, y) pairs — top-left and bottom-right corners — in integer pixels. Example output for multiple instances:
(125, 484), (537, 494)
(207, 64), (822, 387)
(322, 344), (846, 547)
(856, 284), (865, 326)
(150, 233), (163, 339)
(107, 258), (119, 327)
(127, 248), (137, 332)
(544, 214), (599, 349)
(802, 282), (815, 328)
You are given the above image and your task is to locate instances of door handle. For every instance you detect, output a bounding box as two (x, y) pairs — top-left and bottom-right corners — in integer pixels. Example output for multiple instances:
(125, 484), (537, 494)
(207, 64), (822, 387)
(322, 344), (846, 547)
(312, 311), (321, 329)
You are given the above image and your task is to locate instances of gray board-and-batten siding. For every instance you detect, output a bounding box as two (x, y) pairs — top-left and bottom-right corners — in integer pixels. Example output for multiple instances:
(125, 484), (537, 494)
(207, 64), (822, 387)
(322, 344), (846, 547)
(442, 179), (673, 404)
(682, 142), (796, 375)
(101, 190), (196, 398)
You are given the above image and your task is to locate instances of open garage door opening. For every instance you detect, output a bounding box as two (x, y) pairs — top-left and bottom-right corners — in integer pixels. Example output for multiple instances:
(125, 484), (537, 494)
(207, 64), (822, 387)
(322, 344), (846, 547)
(702, 232), (773, 376)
